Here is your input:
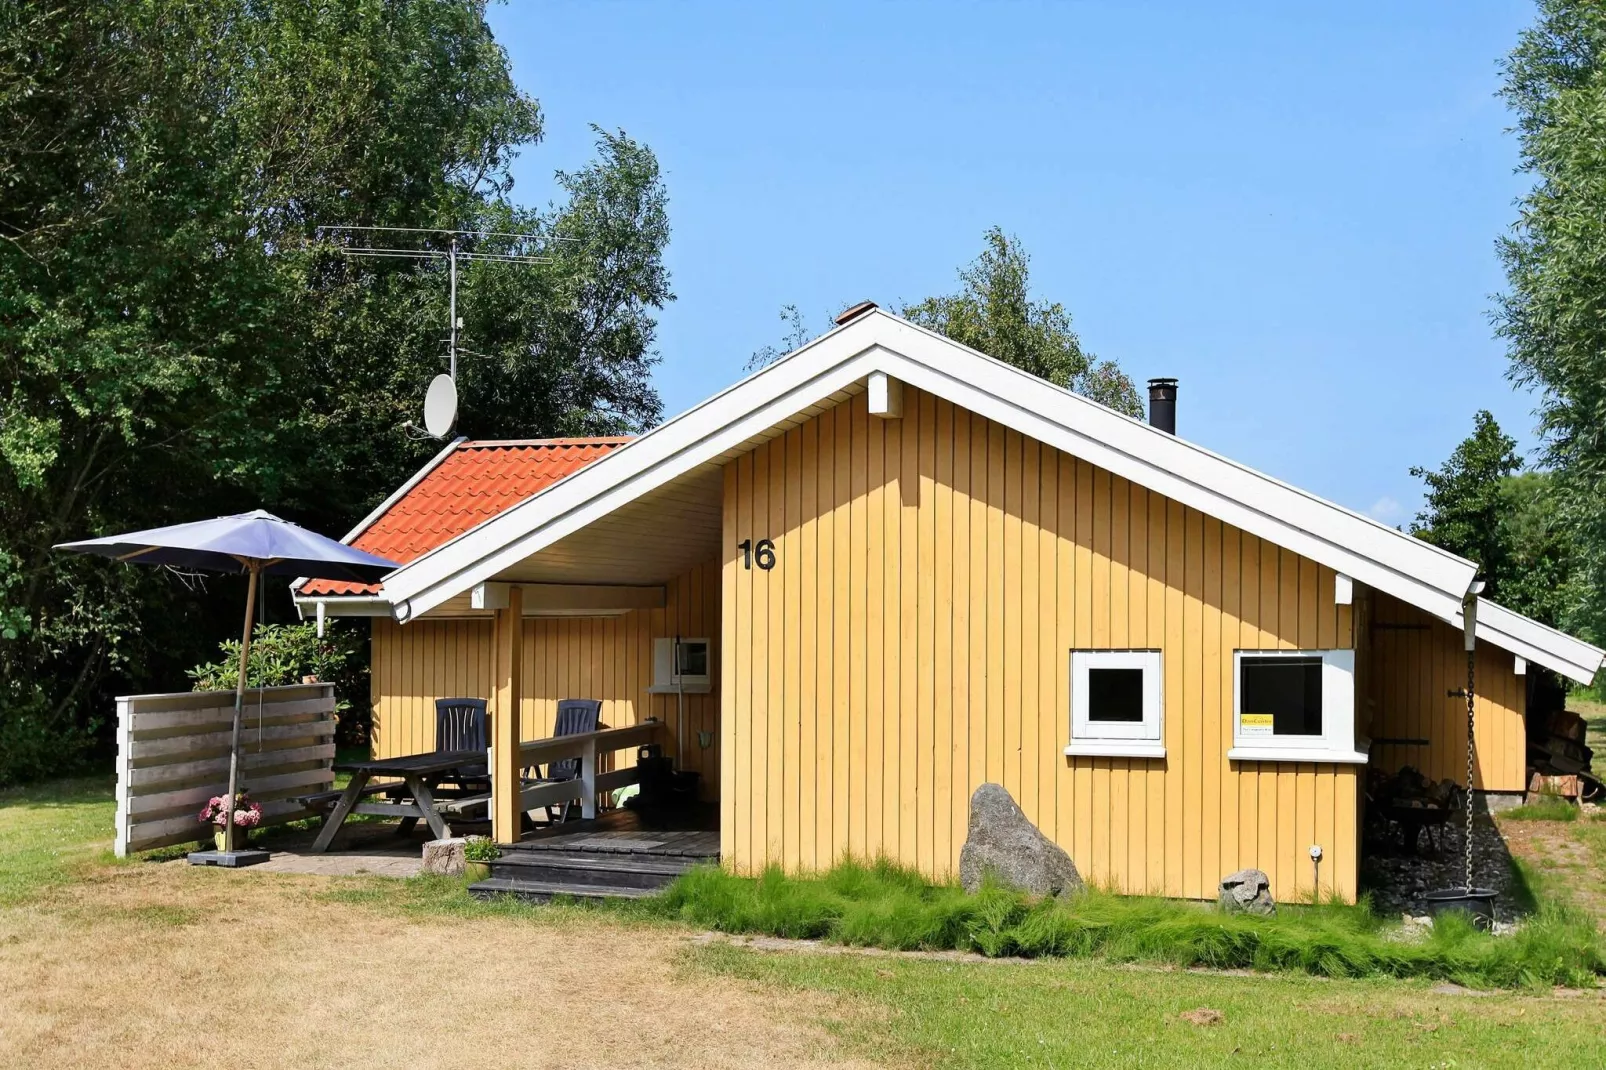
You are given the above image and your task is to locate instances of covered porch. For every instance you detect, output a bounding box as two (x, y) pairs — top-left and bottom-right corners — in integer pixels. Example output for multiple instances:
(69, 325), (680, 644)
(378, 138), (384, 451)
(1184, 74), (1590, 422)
(321, 460), (730, 854)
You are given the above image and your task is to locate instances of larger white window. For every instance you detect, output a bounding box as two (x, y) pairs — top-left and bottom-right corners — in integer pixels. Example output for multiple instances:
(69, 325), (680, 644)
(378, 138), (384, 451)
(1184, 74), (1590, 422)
(1065, 650), (1165, 758)
(1229, 649), (1365, 763)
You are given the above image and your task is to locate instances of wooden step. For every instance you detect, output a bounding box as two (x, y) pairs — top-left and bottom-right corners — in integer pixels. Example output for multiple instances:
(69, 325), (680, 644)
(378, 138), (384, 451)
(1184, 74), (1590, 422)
(486, 850), (699, 890)
(468, 876), (657, 902)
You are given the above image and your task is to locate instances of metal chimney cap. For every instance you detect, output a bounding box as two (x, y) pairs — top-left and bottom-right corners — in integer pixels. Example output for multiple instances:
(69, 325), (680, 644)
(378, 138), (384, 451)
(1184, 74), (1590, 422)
(835, 301), (878, 326)
(1147, 377), (1178, 434)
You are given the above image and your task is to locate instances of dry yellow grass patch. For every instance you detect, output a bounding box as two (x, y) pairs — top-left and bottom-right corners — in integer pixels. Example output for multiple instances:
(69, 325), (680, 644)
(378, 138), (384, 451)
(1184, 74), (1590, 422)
(0, 863), (875, 1070)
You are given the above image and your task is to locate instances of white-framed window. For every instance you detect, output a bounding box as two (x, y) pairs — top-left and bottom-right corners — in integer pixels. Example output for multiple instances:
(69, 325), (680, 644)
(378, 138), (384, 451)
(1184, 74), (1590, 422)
(1065, 649), (1165, 758)
(1229, 649), (1365, 763)
(648, 637), (712, 693)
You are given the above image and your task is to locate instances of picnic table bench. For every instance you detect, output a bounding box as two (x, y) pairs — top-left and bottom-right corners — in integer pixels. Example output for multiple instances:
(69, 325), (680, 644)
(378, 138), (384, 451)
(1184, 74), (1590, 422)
(302, 750), (486, 854)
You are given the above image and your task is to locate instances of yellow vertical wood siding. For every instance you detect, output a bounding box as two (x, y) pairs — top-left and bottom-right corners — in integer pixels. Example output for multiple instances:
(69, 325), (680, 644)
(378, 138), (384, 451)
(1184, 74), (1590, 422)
(370, 560), (722, 794)
(722, 387), (1360, 902)
(1365, 592), (1526, 792)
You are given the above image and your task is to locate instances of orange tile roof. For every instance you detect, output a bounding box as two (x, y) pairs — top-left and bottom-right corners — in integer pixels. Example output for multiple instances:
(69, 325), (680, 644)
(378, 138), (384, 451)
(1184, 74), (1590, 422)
(300, 438), (630, 597)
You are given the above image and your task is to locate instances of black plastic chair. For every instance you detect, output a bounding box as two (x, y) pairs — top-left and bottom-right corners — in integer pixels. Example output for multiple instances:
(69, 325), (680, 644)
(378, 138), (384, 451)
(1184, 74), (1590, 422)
(432, 697), (490, 797)
(523, 698), (601, 824)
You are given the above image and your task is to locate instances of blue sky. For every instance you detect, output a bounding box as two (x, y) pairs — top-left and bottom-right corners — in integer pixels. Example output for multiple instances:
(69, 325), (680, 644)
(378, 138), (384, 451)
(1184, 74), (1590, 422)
(487, 1), (1539, 525)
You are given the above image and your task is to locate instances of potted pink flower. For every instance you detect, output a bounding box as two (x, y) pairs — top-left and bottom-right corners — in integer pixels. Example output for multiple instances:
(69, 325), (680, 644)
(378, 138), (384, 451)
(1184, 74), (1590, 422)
(198, 792), (263, 850)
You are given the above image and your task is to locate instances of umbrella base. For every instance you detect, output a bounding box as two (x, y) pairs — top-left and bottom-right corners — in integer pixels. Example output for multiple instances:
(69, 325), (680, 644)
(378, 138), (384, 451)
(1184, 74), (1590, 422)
(186, 849), (271, 868)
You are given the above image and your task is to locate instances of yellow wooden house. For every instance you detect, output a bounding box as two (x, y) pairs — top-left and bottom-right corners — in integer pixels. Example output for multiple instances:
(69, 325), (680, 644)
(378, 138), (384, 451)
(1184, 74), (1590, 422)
(296, 305), (1603, 903)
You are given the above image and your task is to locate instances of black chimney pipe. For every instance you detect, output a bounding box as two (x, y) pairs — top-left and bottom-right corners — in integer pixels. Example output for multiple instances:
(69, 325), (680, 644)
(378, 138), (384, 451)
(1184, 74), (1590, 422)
(1147, 378), (1177, 434)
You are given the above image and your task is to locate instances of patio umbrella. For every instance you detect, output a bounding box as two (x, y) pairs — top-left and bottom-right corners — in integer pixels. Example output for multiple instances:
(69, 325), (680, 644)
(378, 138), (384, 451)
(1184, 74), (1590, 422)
(57, 510), (398, 855)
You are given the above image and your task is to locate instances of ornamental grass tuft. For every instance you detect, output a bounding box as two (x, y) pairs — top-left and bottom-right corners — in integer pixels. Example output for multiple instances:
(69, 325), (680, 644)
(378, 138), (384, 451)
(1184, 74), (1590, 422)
(1503, 795), (1581, 822)
(648, 858), (1603, 989)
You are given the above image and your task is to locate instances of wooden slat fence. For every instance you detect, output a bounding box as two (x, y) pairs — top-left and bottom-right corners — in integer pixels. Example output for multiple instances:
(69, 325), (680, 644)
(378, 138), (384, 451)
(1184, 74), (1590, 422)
(114, 683), (336, 856)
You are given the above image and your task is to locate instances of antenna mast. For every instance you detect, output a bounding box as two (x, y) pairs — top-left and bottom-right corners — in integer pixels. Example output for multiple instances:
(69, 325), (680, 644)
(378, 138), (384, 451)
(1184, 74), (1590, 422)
(317, 223), (571, 441)
(317, 223), (566, 387)
(448, 236), (459, 381)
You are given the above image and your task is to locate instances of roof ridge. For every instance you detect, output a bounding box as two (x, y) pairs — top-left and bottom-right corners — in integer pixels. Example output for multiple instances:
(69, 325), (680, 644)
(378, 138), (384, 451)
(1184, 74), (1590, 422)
(459, 437), (634, 449)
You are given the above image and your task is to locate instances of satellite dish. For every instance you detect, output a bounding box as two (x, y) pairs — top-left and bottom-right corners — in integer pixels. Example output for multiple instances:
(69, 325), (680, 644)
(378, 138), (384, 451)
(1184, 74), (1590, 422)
(423, 374), (458, 438)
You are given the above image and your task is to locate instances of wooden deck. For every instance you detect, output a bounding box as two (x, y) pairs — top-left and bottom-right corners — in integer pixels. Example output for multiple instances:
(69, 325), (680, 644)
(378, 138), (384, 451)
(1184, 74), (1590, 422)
(475, 804), (719, 901)
(500, 803), (720, 860)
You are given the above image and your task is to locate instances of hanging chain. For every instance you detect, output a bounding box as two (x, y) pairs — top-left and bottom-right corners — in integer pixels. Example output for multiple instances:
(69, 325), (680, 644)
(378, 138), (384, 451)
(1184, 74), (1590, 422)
(1465, 648), (1476, 893)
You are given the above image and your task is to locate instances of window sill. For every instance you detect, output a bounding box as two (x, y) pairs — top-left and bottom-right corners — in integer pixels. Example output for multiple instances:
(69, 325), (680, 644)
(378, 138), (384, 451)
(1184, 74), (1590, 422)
(1064, 741), (1167, 760)
(646, 683), (711, 695)
(1227, 745), (1369, 765)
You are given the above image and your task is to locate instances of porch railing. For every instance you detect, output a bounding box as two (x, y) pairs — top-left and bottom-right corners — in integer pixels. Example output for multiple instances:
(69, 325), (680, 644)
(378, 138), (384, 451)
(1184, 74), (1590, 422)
(445, 718), (663, 824)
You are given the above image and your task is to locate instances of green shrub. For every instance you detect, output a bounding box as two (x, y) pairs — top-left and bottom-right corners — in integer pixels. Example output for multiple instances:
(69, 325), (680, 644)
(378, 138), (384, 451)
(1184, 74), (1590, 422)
(646, 859), (1604, 990)
(188, 621), (369, 745)
(464, 837), (501, 862)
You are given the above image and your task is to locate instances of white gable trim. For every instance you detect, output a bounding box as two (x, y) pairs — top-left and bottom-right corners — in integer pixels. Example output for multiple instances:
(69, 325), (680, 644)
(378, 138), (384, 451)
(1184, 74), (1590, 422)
(1471, 598), (1603, 685)
(377, 310), (1481, 627)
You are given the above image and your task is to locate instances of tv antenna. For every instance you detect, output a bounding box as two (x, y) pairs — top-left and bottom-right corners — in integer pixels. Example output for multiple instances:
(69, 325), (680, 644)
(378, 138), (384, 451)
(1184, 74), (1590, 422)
(318, 224), (571, 438)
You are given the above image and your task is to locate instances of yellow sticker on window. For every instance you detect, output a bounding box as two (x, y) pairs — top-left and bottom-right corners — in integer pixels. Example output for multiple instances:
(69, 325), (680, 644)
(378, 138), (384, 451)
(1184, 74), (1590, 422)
(1240, 713), (1275, 735)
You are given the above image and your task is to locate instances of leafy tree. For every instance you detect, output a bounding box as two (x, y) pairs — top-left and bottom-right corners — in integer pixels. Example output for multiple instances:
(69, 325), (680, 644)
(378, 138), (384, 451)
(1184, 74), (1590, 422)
(745, 229), (1145, 417)
(901, 228), (1145, 417)
(1407, 411), (1571, 624)
(1497, 470), (1574, 627)
(1409, 411), (1522, 586)
(0, 1), (671, 784)
(1496, 0), (1606, 638)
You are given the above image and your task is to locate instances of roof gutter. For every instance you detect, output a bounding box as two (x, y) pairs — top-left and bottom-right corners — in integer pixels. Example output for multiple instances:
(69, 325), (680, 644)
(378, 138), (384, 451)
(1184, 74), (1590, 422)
(291, 594), (396, 637)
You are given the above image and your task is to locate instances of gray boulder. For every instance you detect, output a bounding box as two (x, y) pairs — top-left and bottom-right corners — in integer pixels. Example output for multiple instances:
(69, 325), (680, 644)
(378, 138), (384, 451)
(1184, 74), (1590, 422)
(1218, 868), (1276, 916)
(421, 836), (467, 876)
(958, 783), (1084, 897)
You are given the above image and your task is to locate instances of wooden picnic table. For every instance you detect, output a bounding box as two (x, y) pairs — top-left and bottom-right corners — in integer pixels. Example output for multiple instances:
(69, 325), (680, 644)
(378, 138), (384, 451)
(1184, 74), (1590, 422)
(309, 750), (485, 854)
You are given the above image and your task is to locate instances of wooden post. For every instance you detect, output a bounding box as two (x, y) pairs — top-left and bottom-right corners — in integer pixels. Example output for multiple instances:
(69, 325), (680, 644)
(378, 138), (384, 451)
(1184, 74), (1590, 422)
(492, 585), (525, 842)
(580, 738), (598, 819)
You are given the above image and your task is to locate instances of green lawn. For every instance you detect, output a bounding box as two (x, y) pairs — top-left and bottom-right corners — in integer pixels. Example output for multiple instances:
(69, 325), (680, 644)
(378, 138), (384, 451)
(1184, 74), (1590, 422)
(687, 941), (1606, 1069)
(0, 775), (114, 908)
(4, 772), (1605, 1069)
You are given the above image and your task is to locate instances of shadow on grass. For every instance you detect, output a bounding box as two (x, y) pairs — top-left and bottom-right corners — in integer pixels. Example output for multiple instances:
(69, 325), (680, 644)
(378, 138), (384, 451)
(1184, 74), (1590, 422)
(0, 775), (114, 811)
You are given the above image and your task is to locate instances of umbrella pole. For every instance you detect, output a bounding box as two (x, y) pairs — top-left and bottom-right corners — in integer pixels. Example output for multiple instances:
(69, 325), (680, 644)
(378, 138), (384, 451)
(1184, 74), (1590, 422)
(223, 563), (260, 853)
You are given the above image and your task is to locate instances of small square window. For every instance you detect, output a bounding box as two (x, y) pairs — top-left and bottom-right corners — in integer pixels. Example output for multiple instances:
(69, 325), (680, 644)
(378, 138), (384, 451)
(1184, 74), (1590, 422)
(677, 642), (708, 679)
(1068, 650), (1163, 757)
(1087, 668), (1145, 723)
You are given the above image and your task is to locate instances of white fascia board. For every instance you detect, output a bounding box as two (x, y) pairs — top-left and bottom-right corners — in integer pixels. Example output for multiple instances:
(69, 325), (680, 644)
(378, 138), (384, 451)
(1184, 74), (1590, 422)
(1469, 598), (1604, 685)
(379, 309), (1479, 624)
(287, 436), (465, 594)
(382, 328), (883, 618)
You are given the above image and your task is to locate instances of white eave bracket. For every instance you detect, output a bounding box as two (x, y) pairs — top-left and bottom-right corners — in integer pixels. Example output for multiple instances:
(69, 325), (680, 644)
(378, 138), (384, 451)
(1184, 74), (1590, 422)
(868, 371), (903, 418)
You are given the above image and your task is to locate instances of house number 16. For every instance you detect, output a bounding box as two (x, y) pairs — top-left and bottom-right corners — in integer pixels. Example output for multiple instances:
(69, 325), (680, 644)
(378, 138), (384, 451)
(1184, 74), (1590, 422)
(738, 538), (776, 571)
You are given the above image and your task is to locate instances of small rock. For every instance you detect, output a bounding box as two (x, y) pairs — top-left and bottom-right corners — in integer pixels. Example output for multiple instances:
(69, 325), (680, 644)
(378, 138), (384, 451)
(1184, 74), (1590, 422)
(958, 784), (1083, 897)
(1180, 1008), (1223, 1026)
(1218, 868), (1276, 916)
(421, 836), (467, 876)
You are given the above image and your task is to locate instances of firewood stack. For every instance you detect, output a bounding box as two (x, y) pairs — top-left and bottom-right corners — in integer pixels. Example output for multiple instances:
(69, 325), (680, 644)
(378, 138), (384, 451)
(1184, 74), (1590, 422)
(1526, 708), (1600, 802)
